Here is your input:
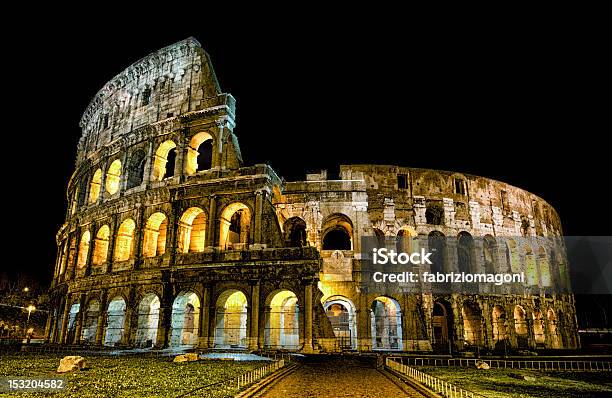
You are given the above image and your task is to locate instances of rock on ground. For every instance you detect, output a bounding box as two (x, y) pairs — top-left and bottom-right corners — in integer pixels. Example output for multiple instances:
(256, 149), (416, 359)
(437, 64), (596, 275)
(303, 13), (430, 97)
(475, 360), (490, 370)
(173, 353), (199, 363)
(57, 356), (87, 373)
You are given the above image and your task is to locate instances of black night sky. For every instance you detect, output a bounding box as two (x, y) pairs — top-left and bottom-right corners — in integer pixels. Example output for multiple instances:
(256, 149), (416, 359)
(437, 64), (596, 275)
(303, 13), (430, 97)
(5, 20), (609, 287)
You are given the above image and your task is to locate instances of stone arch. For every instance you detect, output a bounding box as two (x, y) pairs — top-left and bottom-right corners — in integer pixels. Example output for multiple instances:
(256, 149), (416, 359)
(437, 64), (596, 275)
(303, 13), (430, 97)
(178, 207), (207, 253)
(76, 230), (91, 270)
(525, 245), (538, 286)
(114, 218), (135, 261)
(457, 232), (474, 273)
(321, 213), (353, 250)
(104, 296), (126, 347)
(126, 148), (146, 189)
(214, 289), (248, 348)
(219, 202), (251, 250)
(425, 202), (444, 225)
(283, 217), (307, 247)
(186, 131), (213, 174)
(371, 296), (403, 350)
(492, 305), (507, 347)
(538, 246), (551, 287)
(81, 299), (100, 344)
(152, 140), (177, 181)
(92, 225), (110, 266)
(533, 309), (545, 344)
(373, 228), (385, 247)
(432, 300), (453, 351)
(428, 231), (446, 274)
(483, 235), (497, 274)
(461, 301), (483, 346)
(505, 238), (520, 273)
(396, 226), (417, 254)
(142, 212), (168, 257)
(170, 291), (200, 347)
(89, 168), (102, 203)
(135, 293), (160, 347)
(323, 296), (357, 350)
(264, 290), (299, 350)
(547, 308), (560, 348)
(105, 159), (122, 195)
(514, 305), (528, 348)
(66, 302), (80, 344)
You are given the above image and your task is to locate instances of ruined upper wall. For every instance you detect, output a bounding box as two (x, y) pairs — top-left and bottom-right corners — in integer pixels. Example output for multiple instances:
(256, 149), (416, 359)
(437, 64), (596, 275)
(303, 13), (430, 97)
(76, 37), (226, 164)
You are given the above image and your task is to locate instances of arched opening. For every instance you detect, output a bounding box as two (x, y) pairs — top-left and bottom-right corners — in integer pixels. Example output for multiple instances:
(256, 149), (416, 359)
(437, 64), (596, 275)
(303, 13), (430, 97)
(547, 308), (560, 348)
(525, 245), (538, 286)
(462, 301), (483, 346)
(505, 238), (519, 273)
(371, 296), (403, 350)
(432, 301), (452, 352)
(104, 297), (126, 347)
(533, 310), (545, 345)
(66, 303), (80, 344)
(81, 300), (100, 345)
(178, 207), (207, 253)
(425, 202), (444, 225)
(89, 169), (102, 203)
(483, 235), (496, 274)
(92, 225), (110, 266)
(428, 231), (446, 274)
(214, 290), (248, 348)
(142, 213), (168, 257)
(457, 232), (474, 273)
(126, 149), (146, 189)
(323, 297), (357, 350)
(321, 213), (353, 250)
(283, 217), (307, 247)
(264, 290), (299, 350)
(219, 203), (251, 250)
(514, 305), (528, 348)
(114, 219), (135, 261)
(135, 294), (160, 348)
(152, 140), (177, 181)
(170, 292), (200, 347)
(76, 231), (91, 270)
(105, 159), (122, 195)
(538, 246), (551, 287)
(186, 132), (213, 174)
(396, 227), (417, 254)
(492, 305), (507, 349)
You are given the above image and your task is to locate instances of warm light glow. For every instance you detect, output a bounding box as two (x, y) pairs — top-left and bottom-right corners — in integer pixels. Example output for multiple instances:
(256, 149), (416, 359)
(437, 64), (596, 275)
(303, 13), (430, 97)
(77, 230), (91, 269)
(185, 131), (213, 175)
(105, 159), (122, 195)
(178, 207), (207, 253)
(114, 218), (135, 261)
(219, 203), (251, 249)
(142, 212), (168, 257)
(23, 287), (29, 293)
(152, 140), (176, 181)
(89, 169), (102, 203)
(93, 225), (110, 265)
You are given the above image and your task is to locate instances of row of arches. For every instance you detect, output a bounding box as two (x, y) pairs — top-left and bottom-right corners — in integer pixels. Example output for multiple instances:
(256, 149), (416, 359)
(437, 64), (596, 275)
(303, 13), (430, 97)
(76, 132), (214, 207)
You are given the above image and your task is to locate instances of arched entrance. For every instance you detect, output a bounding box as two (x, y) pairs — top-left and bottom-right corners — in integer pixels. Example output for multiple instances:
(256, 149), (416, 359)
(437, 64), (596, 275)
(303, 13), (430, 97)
(66, 303), (80, 344)
(492, 305), (508, 351)
(81, 300), (100, 344)
(371, 296), (403, 350)
(214, 290), (248, 349)
(170, 292), (200, 347)
(432, 301), (452, 352)
(514, 305), (528, 348)
(462, 301), (483, 347)
(264, 290), (299, 350)
(135, 294), (160, 348)
(323, 297), (357, 350)
(104, 297), (126, 347)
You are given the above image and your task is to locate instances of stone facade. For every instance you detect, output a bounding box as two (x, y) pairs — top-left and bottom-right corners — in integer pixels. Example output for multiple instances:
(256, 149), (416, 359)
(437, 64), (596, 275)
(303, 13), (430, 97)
(47, 38), (579, 353)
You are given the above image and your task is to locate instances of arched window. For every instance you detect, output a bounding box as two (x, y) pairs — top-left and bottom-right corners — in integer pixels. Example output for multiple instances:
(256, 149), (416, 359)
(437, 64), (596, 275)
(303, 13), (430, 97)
(432, 301), (453, 351)
(462, 301), (483, 346)
(152, 140), (177, 181)
(525, 245), (538, 286)
(104, 297), (126, 347)
(92, 225), (110, 265)
(219, 203), (251, 249)
(321, 213), (353, 250)
(214, 290), (248, 348)
(135, 294), (160, 348)
(126, 149), (146, 189)
(514, 305), (528, 348)
(178, 207), (207, 253)
(323, 297), (357, 350)
(492, 305), (507, 345)
(142, 213), (168, 257)
(425, 202), (444, 225)
(105, 159), (122, 195)
(89, 169), (102, 203)
(483, 235), (496, 274)
(505, 238), (519, 273)
(81, 300), (100, 344)
(371, 296), (403, 350)
(76, 231), (91, 270)
(538, 246), (551, 287)
(428, 231), (446, 274)
(170, 292), (200, 347)
(283, 217), (307, 247)
(264, 290), (299, 350)
(457, 232), (474, 273)
(186, 132), (213, 174)
(114, 219), (135, 261)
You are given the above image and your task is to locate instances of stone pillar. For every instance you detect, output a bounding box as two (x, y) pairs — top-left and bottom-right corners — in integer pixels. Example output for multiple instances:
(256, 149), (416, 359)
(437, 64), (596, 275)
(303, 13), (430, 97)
(73, 294), (87, 344)
(119, 148), (129, 194)
(44, 310), (53, 343)
(98, 160), (108, 204)
(175, 135), (186, 184)
(303, 282), (314, 353)
(249, 281), (261, 350)
(198, 286), (211, 349)
(253, 190), (265, 245)
(133, 206), (145, 268)
(95, 293), (108, 346)
(85, 223), (96, 276)
(206, 195), (217, 248)
(143, 141), (154, 188)
(121, 307), (134, 346)
(105, 215), (118, 273)
(214, 122), (225, 170)
(155, 306), (169, 348)
(59, 296), (71, 345)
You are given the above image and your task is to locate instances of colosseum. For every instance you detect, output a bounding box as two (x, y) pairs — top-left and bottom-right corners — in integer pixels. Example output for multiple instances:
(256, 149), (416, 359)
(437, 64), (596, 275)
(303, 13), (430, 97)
(46, 37), (579, 354)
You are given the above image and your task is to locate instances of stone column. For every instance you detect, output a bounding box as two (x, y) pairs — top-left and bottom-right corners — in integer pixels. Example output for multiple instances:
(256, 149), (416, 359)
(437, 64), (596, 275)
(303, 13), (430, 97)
(253, 190), (265, 245)
(175, 134), (186, 184)
(143, 141), (154, 188)
(59, 296), (71, 345)
(73, 294), (87, 344)
(249, 281), (261, 350)
(303, 281), (314, 353)
(98, 160), (108, 204)
(85, 223), (96, 276)
(119, 148), (129, 194)
(95, 293), (108, 346)
(155, 306), (169, 348)
(214, 122), (225, 170)
(44, 310), (53, 343)
(105, 215), (118, 273)
(206, 195), (217, 248)
(198, 286), (211, 349)
(133, 206), (145, 269)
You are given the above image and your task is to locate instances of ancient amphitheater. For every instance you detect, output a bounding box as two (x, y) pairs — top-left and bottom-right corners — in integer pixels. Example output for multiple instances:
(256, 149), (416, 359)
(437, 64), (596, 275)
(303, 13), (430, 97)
(46, 37), (579, 354)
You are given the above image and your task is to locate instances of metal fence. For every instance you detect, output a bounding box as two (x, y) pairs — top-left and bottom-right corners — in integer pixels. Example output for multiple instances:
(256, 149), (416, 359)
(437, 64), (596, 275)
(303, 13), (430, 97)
(389, 356), (612, 371)
(386, 357), (484, 398)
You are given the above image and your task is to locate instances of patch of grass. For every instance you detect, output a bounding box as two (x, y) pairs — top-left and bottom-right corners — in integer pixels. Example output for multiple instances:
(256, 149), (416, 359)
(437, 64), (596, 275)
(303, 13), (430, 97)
(418, 366), (612, 398)
(0, 353), (266, 397)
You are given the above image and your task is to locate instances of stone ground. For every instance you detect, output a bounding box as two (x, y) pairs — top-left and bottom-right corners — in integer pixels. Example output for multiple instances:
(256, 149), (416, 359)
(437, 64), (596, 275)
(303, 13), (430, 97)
(256, 357), (420, 398)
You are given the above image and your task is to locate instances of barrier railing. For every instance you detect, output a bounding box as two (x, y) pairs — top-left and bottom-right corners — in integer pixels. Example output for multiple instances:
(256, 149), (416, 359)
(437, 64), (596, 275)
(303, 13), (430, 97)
(386, 358), (483, 398)
(389, 357), (612, 371)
